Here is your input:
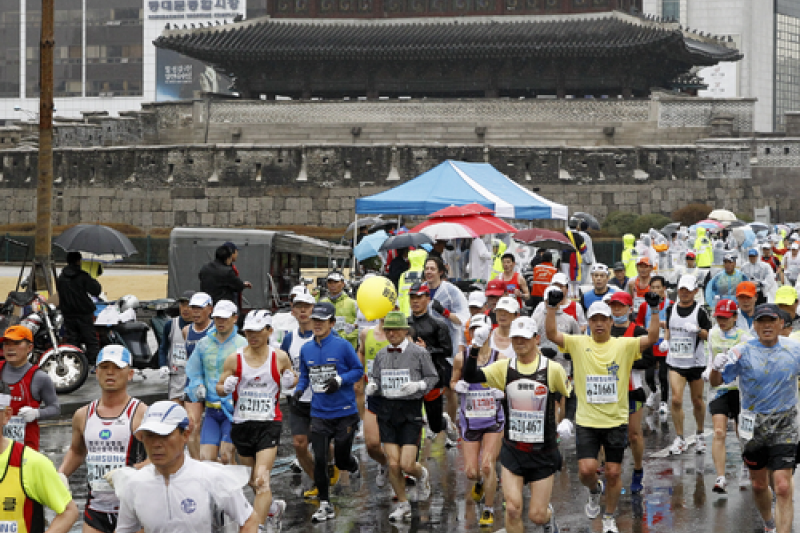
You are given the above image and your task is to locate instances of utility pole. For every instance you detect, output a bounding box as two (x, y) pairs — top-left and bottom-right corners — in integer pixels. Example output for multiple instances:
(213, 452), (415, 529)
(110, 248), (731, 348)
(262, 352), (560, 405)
(35, 0), (55, 294)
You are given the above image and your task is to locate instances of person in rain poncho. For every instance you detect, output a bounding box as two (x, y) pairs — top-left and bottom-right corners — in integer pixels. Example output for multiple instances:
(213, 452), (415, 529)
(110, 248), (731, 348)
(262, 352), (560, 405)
(621, 234), (638, 278)
(489, 240), (507, 281)
(578, 221), (596, 282)
(705, 254), (749, 307)
(468, 236), (493, 282)
(397, 249), (428, 317)
(694, 227), (713, 269)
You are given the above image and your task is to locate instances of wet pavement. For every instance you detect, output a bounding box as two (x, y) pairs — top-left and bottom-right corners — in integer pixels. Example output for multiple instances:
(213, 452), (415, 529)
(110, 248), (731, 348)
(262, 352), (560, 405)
(38, 375), (793, 532)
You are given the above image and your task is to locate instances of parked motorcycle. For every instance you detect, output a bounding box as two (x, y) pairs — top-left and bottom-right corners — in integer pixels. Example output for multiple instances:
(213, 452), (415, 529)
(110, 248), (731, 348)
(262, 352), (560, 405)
(0, 291), (90, 394)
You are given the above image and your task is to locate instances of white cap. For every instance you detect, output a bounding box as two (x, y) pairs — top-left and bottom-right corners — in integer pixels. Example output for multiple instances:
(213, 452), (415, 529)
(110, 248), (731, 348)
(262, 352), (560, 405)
(509, 317), (538, 339)
(189, 292), (213, 308)
(590, 263), (609, 275)
(293, 292), (316, 306)
(496, 296), (520, 314)
(551, 273), (569, 286)
(468, 314), (491, 330)
(97, 345), (132, 368)
(327, 271), (345, 282)
(792, 242), (800, 250)
(211, 300), (238, 318)
(243, 309), (272, 331)
(468, 291), (487, 308)
(290, 285), (308, 298)
(586, 301), (612, 319)
(135, 401), (190, 437)
(678, 274), (698, 291)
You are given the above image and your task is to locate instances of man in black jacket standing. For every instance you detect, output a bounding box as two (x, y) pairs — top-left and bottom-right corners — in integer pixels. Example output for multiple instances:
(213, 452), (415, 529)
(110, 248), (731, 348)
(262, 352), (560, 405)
(56, 251), (102, 364)
(199, 246), (245, 304)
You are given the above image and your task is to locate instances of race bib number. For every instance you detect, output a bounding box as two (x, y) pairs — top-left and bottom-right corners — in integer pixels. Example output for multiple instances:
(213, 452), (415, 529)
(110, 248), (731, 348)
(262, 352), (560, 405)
(335, 316), (355, 334)
(585, 375), (617, 404)
(171, 344), (187, 368)
(633, 297), (645, 311)
(381, 369), (411, 398)
(237, 390), (275, 421)
(739, 410), (755, 441)
(87, 454), (126, 493)
(670, 337), (694, 359)
(465, 389), (496, 418)
(508, 409), (544, 443)
(310, 364), (337, 393)
(3, 416), (26, 441)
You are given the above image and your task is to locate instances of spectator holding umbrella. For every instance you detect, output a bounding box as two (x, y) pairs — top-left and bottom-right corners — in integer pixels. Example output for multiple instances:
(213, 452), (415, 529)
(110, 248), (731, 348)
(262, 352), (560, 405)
(56, 251), (102, 366)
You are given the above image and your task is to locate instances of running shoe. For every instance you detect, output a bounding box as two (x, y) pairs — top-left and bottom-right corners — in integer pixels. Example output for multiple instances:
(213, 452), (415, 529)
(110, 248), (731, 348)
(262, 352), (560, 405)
(445, 437), (458, 448)
(418, 466), (431, 499)
(695, 434), (707, 454)
(328, 464), (340, 486)
(630, 470), (644, 494)
(267, 499), (286, 532)
(348, 456), (360, 479)
(478, 509), (494, 527)
(585, 480), (604, 519)
(602, 514), (619, 533)
(443, 413), (459, 442)
(389, 501), (412, 523)
(713, 476), (727, 494)
(311, 501), (335, 522)
(542, 503), (558, 533)
(669, 436), (687, 455)
(376, 465), (388, 488)
(646, 391), (659, 410)
(765, 525), (777, 533)
(740, 463), (751, 488)
(303, 486), (319, 499)
(659, 402), (668, 417)
(470, 481), (485, 503)
(290, 458), (302, 474)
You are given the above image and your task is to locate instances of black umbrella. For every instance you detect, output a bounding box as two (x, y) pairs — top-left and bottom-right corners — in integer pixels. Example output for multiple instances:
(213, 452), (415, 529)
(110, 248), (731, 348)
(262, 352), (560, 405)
(572, 212), (600, 231)
(660, 222), (680, 236)
(345, 216), (383, 235)
(379, 233), (433, 252)
(370, 219), (401, 234)
(53, 224), (137, 259)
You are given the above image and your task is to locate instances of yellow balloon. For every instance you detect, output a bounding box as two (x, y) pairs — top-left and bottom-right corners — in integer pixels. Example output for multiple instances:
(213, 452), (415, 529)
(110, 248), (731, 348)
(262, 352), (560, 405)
(357, 276), (397, 321)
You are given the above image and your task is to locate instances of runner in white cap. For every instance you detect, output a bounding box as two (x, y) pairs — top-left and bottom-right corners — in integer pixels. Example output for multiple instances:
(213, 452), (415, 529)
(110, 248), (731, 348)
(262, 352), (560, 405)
(58, 345), (148, 533)
(217, 310), (294, 532)
(114, 401), (260, 533)
(182, 291), (214, 458)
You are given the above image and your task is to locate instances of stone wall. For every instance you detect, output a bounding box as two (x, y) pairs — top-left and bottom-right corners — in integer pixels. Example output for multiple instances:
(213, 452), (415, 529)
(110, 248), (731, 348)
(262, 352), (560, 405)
(0, 143), (769, 229)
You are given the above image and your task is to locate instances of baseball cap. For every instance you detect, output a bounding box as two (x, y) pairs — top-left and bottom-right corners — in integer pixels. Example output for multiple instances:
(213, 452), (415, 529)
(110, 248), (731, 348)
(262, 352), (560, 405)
(243, 309), (272, 331)
(135, 401), (190, 437)
(290, 285), (308, 298)
(485, 279), (506, 296)
(714, 299), (738, 318)
(608, 292), (633, 307)
(685, 252), (696, 260)
(496, 296), (520, 314)
(748, 248), (758, 257)
(762, 242), (772, 249)
(468, 291), (487, 308)
(408, 281), (430, 296)
(97, 345), (132, 368)
(636, 257), (652, 266)
(775, 285), (798, 305)
(223, 241), (238, 251)
(723, 253), (736, 262)
(311, 302), (336, 320)
(551, 273), (569, 286)
(383, 311), (409, 330)
(678, 274), (697, 291)
(189, 292), (213, 308)
(469, 314), (491, 330)
(509, 317), (538, 339)
(293, 292), (316, 306)
(327, 271), (345, 282)
(590, 263), (609, 275)
(587, 301), (613, 319)
(736, 281), (757, 298)
(1, 325), (32, 343)
(613, 262), (625, 271)
(754, 303), (781, 321)
(792, 242), (800, 250)
(177, 290), (195, 303)
(211, 300), (238, 318)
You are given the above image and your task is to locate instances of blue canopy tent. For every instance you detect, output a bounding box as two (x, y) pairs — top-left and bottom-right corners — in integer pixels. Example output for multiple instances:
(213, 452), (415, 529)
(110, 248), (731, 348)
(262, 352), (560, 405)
(355, 160), (569, 220)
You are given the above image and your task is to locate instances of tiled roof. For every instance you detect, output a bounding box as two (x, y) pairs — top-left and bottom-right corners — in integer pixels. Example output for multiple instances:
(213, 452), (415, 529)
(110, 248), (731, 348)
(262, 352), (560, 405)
(155, 11), (742, 65)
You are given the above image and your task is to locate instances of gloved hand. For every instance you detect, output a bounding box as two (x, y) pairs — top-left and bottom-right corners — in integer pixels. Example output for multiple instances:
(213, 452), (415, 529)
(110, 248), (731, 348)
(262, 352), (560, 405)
(17, 407), (39, 423)
(491, 388), (505, 400)
(343, 322), (356, 335)
(454, 380), (470, 394)
(431, 300), (450, 318)
(712, 351), (730, 372)
(658, 340), (669, 352)
(58, 472), (70, 492)
(557, 419), (574, 439)
(683, 323), (700, 334)
(222, 376), (239, 395)
(398, 380), (426, 396)
(323, 376), (343, 394)
(280, 370), (295, 390)
(472, 326), (491, 348)
(701, 368), (712, 382)
(159, 366), (171, 377)
(547, 289), (564, 308)
(195, 384), (206, 401)
(644, 291), (662, 308)
(365, 382), (379, 396)
(292, 388), (305, 403)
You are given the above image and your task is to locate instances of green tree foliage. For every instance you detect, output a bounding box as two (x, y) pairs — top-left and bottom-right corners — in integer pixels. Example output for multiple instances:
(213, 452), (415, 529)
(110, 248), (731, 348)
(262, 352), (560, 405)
(602, 211), (638, 237)
(671, 203), (712, 227)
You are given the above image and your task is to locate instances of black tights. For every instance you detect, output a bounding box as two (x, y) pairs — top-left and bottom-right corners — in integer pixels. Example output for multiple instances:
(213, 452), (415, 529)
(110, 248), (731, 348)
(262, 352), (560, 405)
(424, 395), (444, 434)
(645, 359), (669, 403)
(311, 425), (358, 502)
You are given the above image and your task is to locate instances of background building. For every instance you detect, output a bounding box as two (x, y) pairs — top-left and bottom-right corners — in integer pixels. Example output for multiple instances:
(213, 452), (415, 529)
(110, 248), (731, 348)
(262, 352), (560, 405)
(644, 0), (800, 132)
